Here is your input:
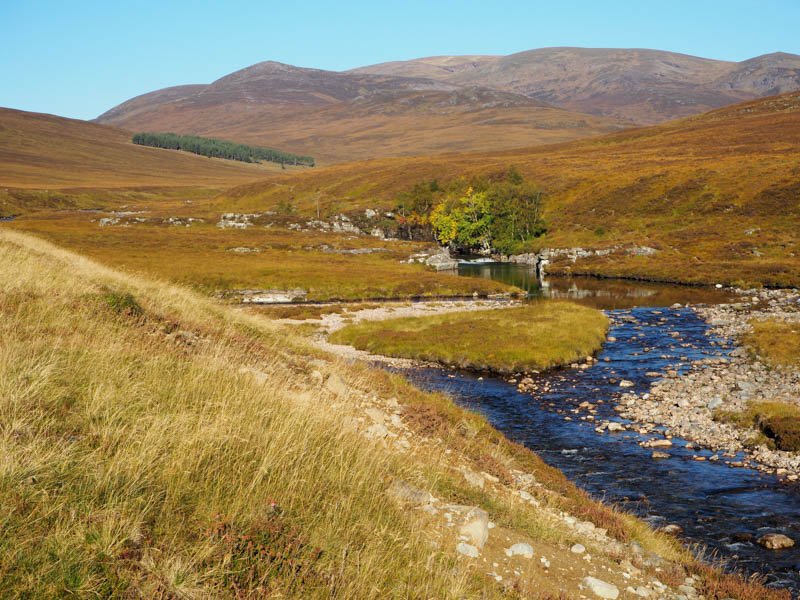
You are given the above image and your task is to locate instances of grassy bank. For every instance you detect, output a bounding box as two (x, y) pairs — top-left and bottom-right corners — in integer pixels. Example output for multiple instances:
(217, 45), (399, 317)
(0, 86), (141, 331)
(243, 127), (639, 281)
(329, 302), (609, 373)
(5, 213), (516, 300)
(716, 402), (800, 452)
(743, 319), (800, 368)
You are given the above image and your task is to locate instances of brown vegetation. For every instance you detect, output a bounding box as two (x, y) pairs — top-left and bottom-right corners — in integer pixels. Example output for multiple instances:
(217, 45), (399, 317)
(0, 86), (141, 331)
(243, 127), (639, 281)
(0, 107), (279, 189)
(217, 91), (800, 288)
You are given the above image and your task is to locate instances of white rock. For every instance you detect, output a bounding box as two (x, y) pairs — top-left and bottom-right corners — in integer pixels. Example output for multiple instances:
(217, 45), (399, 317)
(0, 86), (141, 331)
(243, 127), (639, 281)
(458, 507), (490, 548)
(504, 543), (534, 559)
(571, 543), (586, 554)
(582, 576), (620, 599)
(456, 542), (479, 558)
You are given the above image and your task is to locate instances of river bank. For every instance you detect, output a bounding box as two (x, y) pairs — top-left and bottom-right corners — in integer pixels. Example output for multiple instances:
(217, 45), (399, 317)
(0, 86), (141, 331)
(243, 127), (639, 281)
(613, 288), (800, 479)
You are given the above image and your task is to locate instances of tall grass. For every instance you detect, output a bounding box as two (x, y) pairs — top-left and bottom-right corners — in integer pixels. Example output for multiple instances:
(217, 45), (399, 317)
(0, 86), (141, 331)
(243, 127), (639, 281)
(0, 230), (482, 598)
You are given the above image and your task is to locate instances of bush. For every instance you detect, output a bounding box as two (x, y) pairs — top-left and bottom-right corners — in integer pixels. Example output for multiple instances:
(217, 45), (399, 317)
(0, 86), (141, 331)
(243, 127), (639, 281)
(104, 291), (143, 317)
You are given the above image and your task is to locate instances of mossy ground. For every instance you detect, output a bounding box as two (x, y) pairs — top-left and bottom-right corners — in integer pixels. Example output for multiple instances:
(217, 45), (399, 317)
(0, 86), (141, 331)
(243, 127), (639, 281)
(329, 302), (609, 373)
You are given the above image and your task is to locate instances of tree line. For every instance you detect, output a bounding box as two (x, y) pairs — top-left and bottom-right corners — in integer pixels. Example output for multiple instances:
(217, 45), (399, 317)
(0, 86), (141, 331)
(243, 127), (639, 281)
(394, 167), (546, 255)
(132, 132), (314, 167)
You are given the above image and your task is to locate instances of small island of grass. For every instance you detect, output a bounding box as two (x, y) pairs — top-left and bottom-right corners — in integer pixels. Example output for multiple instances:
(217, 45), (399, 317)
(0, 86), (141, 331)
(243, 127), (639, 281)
(329, 301), (609, 373)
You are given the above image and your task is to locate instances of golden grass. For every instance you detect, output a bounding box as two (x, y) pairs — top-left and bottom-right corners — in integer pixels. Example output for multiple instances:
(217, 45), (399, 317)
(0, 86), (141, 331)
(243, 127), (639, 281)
(330, 302), (609, 373)
(742, 319), (800, 368)
(4, 215), (516, 300)
(0, 107), (291, 189)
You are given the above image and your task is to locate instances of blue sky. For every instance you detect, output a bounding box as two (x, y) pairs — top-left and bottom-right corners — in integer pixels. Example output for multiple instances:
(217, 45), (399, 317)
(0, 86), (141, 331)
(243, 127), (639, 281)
(3, 0), (800, 120)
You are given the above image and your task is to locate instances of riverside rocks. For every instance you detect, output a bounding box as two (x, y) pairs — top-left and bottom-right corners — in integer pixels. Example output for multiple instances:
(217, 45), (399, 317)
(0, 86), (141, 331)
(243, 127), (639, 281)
(617, 287), (800, 477)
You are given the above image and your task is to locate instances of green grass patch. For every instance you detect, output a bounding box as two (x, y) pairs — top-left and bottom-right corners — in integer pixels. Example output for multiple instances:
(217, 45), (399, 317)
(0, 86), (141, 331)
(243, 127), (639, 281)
(329, 301), (608, 373)
(715, 401), (800, 451)
(742, 319), (800, 368)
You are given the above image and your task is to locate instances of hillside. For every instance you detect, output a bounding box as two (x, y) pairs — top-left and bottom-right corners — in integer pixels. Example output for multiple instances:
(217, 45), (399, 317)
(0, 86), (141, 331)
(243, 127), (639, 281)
(0, 107), (282, 189)
(352, 47), (800, 124)
(94, 61), (627, 164)
(217, 91), (800, 288)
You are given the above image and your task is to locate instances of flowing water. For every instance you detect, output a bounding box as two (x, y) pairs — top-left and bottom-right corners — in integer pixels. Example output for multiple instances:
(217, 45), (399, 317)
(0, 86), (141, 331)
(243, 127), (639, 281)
(402, 263), (800, 593)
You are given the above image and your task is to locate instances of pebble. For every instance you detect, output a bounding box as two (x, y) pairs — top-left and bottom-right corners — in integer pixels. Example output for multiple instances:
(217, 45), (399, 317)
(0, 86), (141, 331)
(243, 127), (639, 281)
(504, 542), (534, 559)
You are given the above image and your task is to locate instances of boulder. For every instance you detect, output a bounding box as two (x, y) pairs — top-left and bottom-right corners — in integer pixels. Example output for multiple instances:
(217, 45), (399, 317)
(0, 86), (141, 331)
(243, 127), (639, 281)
(324, 374), (348, 397)
(425, 251), (459, 271)
(386, 479), (434, 507)
(456, 542), (479, 558)
(582, 576), (619, 599)
(458, 507), (490, 548)
(504, 542), (534, 559)
(757, 533), (794, 549)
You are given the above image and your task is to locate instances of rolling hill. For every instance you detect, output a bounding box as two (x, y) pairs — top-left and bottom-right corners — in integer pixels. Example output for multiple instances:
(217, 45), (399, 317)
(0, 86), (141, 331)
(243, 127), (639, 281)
(217, 91), (800, 287)
(0, 107), (286, 189)
(94, 61), (627, 164)
(352, 48), (800, 124)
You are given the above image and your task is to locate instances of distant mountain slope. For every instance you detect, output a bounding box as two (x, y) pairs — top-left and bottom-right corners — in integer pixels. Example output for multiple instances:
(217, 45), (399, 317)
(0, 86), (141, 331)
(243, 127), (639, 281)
(218, 91), (800, 287)
(94, 62), (627, 164)
(0, 107), (280, 189)
(352, 47), (800, 124)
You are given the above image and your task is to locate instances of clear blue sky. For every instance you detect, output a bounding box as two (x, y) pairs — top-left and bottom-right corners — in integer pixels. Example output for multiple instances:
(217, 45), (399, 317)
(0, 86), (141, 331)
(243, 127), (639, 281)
(3, 0), (799, 121)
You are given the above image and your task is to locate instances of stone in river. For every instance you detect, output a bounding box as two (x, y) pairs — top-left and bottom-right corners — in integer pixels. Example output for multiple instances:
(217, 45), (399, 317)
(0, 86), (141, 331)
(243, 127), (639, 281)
(652, 451), (670, 459)
(757, 533), (794, 549)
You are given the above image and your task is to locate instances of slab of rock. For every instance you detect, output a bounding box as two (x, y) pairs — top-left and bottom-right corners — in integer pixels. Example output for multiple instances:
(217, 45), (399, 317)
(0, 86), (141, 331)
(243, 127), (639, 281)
(504, 542), (534, 559)
(455, 467), (485, 489)
(456, 542), (479, 558)
(582, 576), (619, 599)
(324, 374), (348, 397)
(386, 479), (434, 507)
(757, 533), (794, 549)
(458, 507), (490, 548)
(425, 251), (458, 271)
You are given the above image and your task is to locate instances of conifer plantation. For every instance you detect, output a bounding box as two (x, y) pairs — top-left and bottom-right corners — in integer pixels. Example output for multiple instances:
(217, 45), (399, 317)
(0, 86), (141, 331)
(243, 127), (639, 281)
(132, 132), (314, 166)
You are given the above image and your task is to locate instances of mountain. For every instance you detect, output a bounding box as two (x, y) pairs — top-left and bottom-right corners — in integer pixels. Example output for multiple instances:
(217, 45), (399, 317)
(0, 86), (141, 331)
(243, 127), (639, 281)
(0, 107), (279, 189)
(219, 91), (800, 288)
(352, 47), (800, 124)
(94, 61), (627, 164)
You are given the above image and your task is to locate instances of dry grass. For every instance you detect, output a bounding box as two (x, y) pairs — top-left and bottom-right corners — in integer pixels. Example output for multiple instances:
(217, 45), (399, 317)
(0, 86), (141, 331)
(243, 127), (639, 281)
(0, 107), (282, 190)
(0, 229), (489, 598)
(743, 319), (800, 368)
(4, 215), (515, 300)
(96, 89), (625, 165)
(329, 302), (609, 373)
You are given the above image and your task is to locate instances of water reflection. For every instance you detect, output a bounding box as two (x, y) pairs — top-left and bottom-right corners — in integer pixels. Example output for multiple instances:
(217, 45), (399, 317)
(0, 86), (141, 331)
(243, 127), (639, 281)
(457, 262), (738, 310)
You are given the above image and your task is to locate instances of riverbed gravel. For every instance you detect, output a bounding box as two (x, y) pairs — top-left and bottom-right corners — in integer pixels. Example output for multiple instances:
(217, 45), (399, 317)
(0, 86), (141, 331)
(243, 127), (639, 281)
(615, 287), (800, 478)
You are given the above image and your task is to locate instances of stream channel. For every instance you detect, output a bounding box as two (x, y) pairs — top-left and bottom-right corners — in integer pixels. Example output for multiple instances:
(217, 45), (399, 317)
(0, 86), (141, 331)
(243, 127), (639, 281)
(401, 262), (800, 594)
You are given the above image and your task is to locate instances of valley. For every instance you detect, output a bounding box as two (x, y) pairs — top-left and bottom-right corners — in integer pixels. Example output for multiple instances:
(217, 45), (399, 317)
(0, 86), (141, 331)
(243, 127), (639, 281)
(2, 30), (800, 599)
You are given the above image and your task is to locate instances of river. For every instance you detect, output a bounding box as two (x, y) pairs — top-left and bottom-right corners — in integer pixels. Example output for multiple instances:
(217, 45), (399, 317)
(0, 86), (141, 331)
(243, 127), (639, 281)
(402, 263), (800, 593)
